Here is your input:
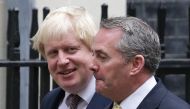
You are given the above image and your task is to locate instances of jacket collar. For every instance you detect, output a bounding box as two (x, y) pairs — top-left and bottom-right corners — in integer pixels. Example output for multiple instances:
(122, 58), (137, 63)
(87, 92), (112, 109)
(137, 78), (167, 109)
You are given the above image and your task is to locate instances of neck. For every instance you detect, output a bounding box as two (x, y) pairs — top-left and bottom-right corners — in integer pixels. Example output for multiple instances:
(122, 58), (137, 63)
(115, 71), (152, 103)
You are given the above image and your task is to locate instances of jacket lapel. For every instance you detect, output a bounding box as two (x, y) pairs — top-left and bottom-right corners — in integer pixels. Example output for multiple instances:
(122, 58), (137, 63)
(87, 92), (112, 109)
(137, 78), (167, 109)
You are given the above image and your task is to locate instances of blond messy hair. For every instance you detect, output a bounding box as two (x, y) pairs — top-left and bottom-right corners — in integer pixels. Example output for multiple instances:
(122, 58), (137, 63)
(31, 6), (97, 57)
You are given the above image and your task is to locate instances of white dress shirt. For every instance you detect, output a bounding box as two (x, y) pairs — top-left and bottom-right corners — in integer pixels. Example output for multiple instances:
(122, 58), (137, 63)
(58, 76), (96, 109)
(120, 76), (157, 109)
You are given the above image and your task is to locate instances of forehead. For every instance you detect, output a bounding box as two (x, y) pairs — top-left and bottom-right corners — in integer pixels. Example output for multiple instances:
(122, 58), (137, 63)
(93, 28), (123, 47)
(44, 32), (81, 46)
(92, 28), (123, 56)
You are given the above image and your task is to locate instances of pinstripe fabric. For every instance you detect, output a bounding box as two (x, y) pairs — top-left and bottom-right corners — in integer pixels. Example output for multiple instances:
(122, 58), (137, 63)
(66, 94), (82, 109)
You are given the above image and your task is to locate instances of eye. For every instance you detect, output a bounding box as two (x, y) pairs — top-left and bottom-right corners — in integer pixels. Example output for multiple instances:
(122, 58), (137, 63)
(97, 53), (107, 60)
(65, 46), (78, 54)
(94, 51), (109, 62)
(46, 49), (58, 58)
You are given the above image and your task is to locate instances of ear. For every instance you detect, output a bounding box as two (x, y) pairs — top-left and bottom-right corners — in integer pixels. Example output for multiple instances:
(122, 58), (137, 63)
(130, 55), (145, 75)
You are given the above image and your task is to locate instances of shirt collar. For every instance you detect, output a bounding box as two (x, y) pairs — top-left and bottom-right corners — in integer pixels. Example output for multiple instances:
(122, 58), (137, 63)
(78, 76), (96, 104)
(120, 76), (157, 109)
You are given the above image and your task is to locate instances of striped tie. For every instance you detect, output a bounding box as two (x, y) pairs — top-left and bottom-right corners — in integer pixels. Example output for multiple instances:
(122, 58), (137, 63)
(112, 102), (122, 109)
(67, 94), (82, 109)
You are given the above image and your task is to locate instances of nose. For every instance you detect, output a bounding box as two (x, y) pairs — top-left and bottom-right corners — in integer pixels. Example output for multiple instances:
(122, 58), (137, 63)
(57, 51), (69, 65)
(90, 63), (99, 74)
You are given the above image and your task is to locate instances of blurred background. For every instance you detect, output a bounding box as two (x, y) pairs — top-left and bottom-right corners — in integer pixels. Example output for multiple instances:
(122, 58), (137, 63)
(0, 0), (190, 109)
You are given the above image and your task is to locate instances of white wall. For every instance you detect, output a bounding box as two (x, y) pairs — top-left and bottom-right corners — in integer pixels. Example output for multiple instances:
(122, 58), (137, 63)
(35, 0), (126, 28)
(0, 0), (7, 109)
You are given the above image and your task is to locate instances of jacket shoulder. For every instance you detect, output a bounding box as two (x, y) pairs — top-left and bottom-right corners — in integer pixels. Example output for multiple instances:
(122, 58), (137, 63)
(41, 87), (65, 109)
(158, 91), (190, 109)
(138, 78), (190, 109)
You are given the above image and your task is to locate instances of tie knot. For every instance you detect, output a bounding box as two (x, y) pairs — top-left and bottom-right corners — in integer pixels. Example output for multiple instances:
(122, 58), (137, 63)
(112, 102), (122, 109)
(66, 94), (82, 109)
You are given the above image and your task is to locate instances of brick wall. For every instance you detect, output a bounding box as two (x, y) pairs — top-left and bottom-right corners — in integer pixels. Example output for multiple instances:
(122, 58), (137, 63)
(127, 0), (190, 58)
(127, 0), (190, 101)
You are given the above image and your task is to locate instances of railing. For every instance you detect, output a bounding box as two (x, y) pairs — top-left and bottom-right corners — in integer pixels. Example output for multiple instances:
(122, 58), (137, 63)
(1, 58), (190, 109)
(3, 2), (190, 109)
(1, 60), (50, 109)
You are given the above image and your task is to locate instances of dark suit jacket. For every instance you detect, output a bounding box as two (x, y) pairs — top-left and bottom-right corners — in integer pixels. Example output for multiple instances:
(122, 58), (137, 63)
(41, 87), (112, 109)
(106, 78), (190, 109)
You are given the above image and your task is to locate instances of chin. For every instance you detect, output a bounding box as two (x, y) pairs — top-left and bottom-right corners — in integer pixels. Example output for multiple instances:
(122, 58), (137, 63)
(96, 80), (106, 89)
(62, 86), (80, 93)
(62, 82), (83, 92)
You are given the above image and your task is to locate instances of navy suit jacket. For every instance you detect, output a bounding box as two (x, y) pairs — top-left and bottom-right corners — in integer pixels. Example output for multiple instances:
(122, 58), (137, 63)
(106, 78), (190, 109)
(41, 87), (112, 109)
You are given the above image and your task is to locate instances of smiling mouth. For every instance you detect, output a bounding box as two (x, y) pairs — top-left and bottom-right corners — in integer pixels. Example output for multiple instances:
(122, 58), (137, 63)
(58, 68), (77, 75)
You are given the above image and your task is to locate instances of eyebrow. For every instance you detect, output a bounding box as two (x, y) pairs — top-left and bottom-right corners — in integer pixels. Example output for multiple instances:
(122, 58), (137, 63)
(94, 49), (109, 56)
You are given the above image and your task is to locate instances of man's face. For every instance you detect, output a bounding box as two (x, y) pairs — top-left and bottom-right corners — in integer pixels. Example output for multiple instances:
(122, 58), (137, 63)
(92, 28), (133, 101)
(44, 32), (93, 93)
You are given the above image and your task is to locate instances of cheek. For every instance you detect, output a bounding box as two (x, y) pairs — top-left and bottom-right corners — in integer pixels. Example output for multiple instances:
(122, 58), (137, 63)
(47, 59), (57, 73)
(100, 62), (124, 80)
(81, 71), (92, 81)
(98, 66), (113, 80)
(76, 54), (93, 69)
(101, 63), (116, 74)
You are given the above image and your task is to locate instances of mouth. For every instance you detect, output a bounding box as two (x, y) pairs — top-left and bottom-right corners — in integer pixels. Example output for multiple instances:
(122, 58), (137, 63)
(94, 74), (103, 81)
(58, 68), (77, 75)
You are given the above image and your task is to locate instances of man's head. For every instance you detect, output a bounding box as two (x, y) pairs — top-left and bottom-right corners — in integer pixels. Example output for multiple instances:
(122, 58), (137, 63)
(32, 6), (97, 93)
(91, 17), (161, 102)
(32, 6), (96, 57)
